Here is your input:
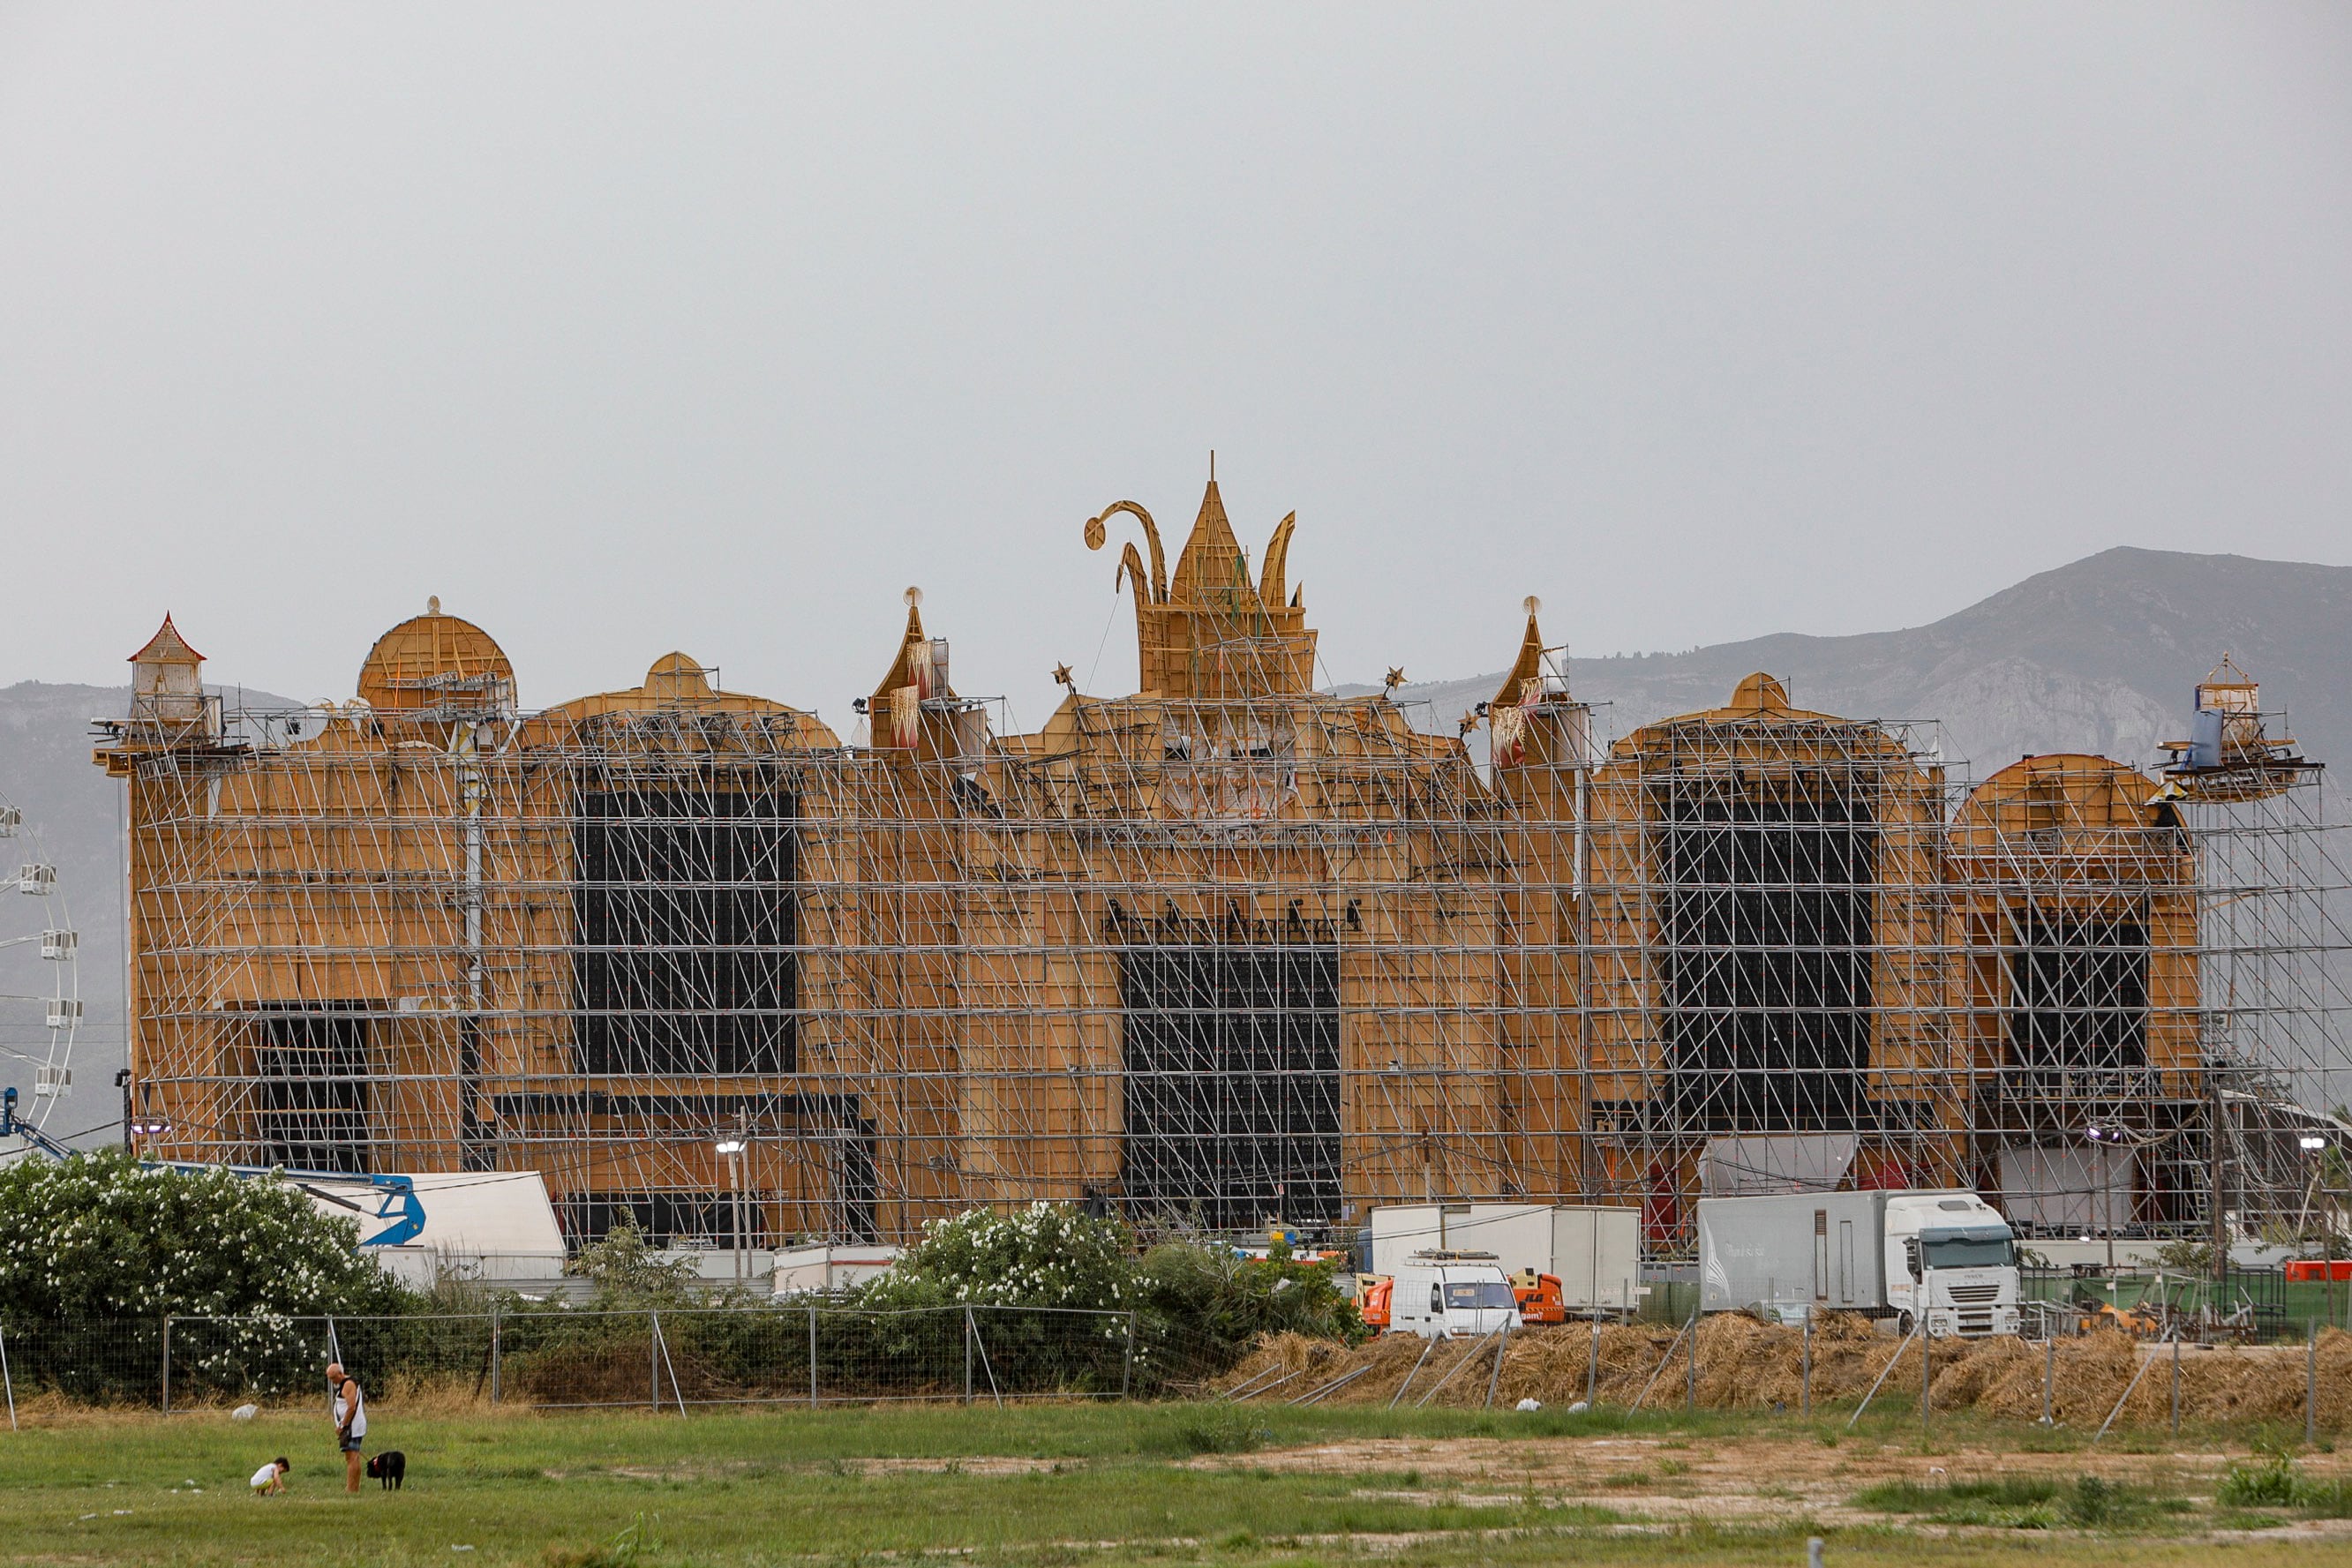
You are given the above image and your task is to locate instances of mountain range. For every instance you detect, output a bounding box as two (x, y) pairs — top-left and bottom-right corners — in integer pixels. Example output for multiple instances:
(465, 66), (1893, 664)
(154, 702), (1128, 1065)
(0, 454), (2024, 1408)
(1376, 547), (2351, 775)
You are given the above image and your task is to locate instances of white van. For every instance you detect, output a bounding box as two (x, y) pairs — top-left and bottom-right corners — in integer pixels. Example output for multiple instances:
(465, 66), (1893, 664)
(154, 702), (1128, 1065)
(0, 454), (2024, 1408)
(1388, 1250), (1519, 1339)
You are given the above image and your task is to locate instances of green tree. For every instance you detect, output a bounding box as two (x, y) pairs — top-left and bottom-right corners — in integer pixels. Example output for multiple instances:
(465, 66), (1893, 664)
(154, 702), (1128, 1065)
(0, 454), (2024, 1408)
(1132, 1238), (1364, 1363)
(825, 1204), (1363, 1392)
(0, 1148), (411, 1321)
(2150, 1237), (2215, 1276)
(560, 1214), (704, 1306)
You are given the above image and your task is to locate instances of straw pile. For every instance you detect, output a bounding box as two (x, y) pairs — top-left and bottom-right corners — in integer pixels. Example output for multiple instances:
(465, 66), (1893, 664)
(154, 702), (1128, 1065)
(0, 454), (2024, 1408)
(1211, 1319), (2352, 1428)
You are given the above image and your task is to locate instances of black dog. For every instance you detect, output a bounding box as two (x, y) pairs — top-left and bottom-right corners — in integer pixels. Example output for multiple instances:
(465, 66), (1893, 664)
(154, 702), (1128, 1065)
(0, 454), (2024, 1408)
(364, 1451), (406, 1490)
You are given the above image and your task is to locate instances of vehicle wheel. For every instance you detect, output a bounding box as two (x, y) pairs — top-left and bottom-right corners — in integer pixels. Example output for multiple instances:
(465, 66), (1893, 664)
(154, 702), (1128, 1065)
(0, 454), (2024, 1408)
(1897, 1311), (1915, 1337)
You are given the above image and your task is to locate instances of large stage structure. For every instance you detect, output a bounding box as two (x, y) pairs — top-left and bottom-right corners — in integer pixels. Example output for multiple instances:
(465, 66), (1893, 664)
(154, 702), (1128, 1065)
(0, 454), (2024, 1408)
(95, 484), (2351, 1249)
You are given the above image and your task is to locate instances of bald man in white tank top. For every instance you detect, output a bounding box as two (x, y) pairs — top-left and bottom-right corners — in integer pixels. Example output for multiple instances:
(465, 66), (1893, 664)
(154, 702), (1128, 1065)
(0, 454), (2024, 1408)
(326, 1362), (367, 1494)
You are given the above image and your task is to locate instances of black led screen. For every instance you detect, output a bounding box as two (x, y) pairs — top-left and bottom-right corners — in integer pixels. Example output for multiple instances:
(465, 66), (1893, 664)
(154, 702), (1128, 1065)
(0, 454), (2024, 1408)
(1659, 782), (1876, 1130)
(1119, 944), (1341, 1227)
(249, 1004), (372, 1174)
(558, 1191), (746, 1248)
(2004, 908), (2149, 1087)
(572, 775), (797, 1076)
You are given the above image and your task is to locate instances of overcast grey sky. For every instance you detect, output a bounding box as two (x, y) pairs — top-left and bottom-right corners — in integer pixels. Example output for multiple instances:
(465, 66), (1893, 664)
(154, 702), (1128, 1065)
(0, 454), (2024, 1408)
(4, 4), (2348, 732)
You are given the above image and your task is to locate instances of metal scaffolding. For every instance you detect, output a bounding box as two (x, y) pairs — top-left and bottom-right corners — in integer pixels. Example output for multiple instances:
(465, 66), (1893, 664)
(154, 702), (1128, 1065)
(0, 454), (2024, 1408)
(92, 496), (2352, 1253)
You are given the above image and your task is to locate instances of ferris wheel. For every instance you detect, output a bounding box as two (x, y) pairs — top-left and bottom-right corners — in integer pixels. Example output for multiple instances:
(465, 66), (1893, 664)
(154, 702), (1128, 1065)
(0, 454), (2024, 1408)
(0, 786), (79, 1133)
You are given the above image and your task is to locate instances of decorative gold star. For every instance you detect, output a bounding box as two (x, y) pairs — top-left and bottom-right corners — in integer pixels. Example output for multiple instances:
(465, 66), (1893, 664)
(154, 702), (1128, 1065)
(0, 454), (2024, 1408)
(1458, 712), (1479, 736)
(1385, 666), (1407, 690)
(1052, 663), (1074, 687)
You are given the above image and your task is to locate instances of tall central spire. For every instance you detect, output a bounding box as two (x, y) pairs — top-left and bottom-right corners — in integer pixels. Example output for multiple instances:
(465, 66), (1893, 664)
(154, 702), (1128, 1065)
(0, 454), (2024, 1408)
(1168, 478), (1251, 611)
(1083, 476), (1318, 699)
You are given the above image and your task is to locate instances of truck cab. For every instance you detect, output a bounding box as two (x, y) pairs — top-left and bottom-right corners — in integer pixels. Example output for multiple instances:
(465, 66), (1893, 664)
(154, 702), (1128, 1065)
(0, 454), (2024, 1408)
(1882, 1193), (2022, 1339)
(1387, 1250), (1519, 1339)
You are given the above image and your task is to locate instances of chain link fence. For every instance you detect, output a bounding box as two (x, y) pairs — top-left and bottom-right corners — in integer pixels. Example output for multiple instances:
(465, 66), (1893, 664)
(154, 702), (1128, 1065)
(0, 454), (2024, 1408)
(2018, 1265), (2352, 1342)
(0, 1305), (1203, 1411)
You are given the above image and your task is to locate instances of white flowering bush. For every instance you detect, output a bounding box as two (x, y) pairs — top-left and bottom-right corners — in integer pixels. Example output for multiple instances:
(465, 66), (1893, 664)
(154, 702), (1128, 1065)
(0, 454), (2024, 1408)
(0, 1148), (409, 1321)
(0, 1148), (415, 1399)
(833, 1204), (1360, 1392)
(867, 1203), (1137, 1312)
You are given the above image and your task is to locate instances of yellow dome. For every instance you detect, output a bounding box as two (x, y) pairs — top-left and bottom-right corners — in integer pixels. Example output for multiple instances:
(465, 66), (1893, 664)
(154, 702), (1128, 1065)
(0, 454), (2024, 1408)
(644, 651), (715, 703)
(355, 604), (515, 714)
(1727, 671), (1792, 714)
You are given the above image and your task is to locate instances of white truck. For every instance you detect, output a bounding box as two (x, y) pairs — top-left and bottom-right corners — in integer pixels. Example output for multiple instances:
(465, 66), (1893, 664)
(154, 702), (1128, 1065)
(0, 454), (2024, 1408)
(1697, 1189), (2022, 1339)
(1386, 1250), (1522, 1339)
(1364, 1204), (1641, 1312)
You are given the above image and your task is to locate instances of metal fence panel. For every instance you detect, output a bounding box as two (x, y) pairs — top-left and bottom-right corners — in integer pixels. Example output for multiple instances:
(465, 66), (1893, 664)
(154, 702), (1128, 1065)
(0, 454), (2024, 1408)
(0, 1306), (1209, 1407)
(0, 1319), (166, 1405)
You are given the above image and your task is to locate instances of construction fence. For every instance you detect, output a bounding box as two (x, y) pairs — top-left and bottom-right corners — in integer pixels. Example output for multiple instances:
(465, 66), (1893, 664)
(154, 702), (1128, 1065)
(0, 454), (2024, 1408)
(2018, 1264), (2352, 1342)
(0, 1305), (1205, 1413)
(4, 1308), (2347, 1437)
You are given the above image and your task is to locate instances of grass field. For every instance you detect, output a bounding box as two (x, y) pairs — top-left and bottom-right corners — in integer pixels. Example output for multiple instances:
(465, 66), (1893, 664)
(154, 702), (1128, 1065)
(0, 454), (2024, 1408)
(1, 1400), (2346, 1567)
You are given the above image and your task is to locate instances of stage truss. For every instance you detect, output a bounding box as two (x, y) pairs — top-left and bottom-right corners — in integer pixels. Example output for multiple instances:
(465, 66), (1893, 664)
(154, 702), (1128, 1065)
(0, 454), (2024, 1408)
(93, 507), (2352, 1255)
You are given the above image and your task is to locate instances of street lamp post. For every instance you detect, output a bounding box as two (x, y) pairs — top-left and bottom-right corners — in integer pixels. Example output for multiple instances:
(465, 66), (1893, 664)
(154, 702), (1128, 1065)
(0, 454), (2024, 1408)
(2088, 1127), (2116, 1276)
(2302, 1137), (2333, 1331)
(717, 1116), (750, 1287)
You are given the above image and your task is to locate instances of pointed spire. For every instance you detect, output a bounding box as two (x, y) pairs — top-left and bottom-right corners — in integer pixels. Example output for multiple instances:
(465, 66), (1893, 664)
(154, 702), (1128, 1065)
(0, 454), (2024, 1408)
(1089, 475), (1318, 700)
(1491, 596), (1548, 711)
(129, 613), (204, 666)
(870, 586), (948, 743)
(1168, 478), (1251, 608)
(127, 613), (209, 729)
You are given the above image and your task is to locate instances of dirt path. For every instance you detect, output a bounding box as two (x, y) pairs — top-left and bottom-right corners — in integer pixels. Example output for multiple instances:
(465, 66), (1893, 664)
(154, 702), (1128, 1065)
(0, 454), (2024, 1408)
(1196, 1431), (2352, 1534)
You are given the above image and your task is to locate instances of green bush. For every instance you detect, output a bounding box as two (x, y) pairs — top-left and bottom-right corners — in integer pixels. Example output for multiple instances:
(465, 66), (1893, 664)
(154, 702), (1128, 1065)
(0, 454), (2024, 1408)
(0, 1148), (417, 1399)
(1139, 1407), (1264, 1456)
(2218, 1452), (2352, 1516)
(2219, 1452), (2300, 1508)
(2294, 1475), (2352, 1519)
(561, 1216), (707, 1307)
(1853, 1474), (2184, 1530)
(0, 1148), (410, 1322)
(830, 1205), (1364, 1392)
(2067, 1474), (2117, 1527)
(1132, 1237), (1364, 1371)
(1855, 1475), (2058, 1514)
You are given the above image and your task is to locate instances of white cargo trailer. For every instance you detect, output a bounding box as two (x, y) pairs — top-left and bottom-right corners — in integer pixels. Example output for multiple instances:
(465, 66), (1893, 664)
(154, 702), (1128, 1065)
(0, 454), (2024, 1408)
(1699, 1190), (1889, 1317)
(1364, 1204), (1640, 1310)
(1696, 1189), (2022, 1338)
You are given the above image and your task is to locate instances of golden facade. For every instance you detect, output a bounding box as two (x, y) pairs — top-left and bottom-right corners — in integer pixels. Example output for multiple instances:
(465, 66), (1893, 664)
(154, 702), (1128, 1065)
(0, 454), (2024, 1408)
(97, 484), (2327, 1247)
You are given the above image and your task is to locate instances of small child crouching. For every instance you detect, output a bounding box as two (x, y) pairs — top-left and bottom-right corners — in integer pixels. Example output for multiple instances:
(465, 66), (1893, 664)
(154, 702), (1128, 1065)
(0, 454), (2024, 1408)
(250, 1457), (290, 1496)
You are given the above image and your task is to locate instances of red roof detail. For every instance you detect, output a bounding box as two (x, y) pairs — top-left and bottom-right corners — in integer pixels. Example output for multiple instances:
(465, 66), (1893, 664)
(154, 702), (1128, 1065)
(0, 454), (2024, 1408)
(128, 613), (205, 664)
